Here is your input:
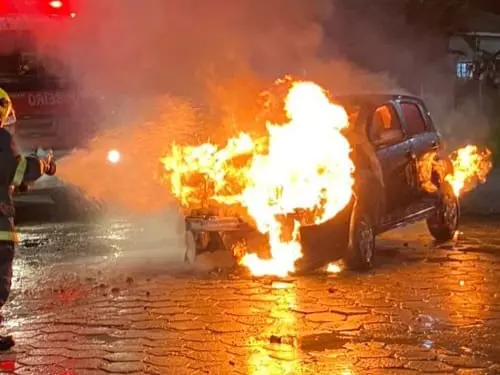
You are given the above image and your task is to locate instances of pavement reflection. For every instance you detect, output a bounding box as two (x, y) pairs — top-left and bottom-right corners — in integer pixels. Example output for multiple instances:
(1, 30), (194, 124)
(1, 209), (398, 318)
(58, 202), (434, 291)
(248, 281), (300, 375)
(0, 218), (498, 373)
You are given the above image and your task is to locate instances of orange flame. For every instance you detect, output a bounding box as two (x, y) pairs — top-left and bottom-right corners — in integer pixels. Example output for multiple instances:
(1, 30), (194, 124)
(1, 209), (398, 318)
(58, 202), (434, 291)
(326, 262), (343, 274)
(238, 82), (354, 276)
(417, 145), (492, 198)
(445, 145), (492, 197)
(161, 80), (355, 276)
(161, 132), (257, 209)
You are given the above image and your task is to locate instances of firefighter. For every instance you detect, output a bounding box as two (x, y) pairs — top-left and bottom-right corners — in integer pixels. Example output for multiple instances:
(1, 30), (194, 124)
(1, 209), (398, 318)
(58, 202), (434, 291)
(0, 88), (56, 350)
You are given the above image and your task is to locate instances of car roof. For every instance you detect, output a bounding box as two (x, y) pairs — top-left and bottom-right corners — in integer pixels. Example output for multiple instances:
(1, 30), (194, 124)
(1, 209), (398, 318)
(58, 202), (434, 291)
(334, 93), (424, 105)
(334, 93), (432, 134)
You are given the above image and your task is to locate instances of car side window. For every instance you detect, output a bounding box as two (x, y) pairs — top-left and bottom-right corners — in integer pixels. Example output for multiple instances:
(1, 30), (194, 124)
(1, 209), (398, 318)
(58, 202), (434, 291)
(400, 102), (427, 136)
(369, 104), (404, 147)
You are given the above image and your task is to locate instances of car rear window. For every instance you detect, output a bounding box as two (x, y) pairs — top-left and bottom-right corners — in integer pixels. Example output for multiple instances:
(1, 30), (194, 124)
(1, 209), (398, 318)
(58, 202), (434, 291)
(401, 102), (427, 136)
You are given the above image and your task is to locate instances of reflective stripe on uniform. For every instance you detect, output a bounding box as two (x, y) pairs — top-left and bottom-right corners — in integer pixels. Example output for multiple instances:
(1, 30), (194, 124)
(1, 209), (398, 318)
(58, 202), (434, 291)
(12, 156), (27, 187)
(0, 231), (18, 243)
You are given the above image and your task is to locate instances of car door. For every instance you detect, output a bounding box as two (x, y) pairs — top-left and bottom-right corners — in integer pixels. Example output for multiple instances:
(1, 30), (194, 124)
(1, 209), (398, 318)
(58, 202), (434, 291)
(397, 100), (440, 197)
(368, 102), (412, 214)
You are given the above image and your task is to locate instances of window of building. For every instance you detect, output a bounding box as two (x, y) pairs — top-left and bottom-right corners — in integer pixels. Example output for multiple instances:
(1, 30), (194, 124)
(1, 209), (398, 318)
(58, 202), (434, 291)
(456, 61), (473, 80)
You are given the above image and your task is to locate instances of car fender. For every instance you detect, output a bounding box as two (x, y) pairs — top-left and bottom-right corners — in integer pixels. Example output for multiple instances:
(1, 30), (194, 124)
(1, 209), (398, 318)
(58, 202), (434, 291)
(353, 168), (385, 229)
(433, 151), (454, 187)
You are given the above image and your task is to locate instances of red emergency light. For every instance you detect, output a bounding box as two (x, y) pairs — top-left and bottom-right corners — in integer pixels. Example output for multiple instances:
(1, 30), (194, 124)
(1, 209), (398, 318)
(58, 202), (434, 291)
(43, 0), (76, 18)
(49, 1), (64, 9)
(0, 0), (76, 18)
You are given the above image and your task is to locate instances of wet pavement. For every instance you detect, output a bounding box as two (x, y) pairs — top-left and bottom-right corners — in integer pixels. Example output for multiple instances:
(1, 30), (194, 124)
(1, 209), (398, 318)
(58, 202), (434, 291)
(1, 213), (500, 374)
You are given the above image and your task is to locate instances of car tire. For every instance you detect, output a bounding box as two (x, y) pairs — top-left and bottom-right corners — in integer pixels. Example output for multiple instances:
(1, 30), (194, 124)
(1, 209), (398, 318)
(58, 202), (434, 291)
(426, 181), (459, 242)
(344, 204), (375, 271)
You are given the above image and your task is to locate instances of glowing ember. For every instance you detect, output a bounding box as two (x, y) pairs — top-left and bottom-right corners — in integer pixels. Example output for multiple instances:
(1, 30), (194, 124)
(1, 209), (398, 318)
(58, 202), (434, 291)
(445, 145), (492, 197)
(326, 262), (343, 273)
(161, 133), (256, 208)
(107, 149), (121, 164)
(161, 80), (355, 277)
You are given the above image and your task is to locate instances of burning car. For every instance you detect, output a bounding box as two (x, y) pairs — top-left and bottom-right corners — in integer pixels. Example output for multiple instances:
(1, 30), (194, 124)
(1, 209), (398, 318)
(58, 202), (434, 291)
(0, 1), (101, 211)
(161, 80), (492, 276)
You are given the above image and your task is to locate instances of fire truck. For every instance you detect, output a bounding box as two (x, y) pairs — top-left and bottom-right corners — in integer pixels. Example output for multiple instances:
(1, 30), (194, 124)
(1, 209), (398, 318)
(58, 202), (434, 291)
(0, 1), (100, 215)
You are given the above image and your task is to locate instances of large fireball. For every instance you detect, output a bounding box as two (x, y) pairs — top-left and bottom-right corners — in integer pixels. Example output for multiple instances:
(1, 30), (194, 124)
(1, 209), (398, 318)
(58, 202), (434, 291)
(239, 82), (354, 276)
(161, 80), (355, 277)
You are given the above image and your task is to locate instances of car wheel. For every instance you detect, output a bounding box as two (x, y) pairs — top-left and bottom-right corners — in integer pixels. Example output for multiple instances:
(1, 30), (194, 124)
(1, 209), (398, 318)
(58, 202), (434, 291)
(344, 207), (375, 271)
(427, 181), (459, 242)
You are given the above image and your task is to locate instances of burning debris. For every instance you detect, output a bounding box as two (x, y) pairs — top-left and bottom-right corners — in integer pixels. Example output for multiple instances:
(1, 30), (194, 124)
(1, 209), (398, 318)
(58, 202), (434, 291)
(161, 79), (355, 277)
(418, 146), (493, 197)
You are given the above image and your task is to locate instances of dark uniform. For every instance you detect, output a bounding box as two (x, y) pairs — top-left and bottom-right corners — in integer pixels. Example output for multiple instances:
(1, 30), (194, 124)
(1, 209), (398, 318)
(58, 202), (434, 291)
(0, 128), (48, 306)
(0, 89), (55, 350)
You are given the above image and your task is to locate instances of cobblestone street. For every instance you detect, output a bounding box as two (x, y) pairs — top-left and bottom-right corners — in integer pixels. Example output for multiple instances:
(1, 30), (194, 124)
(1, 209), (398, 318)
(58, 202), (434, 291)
(1, 216), (500, 374)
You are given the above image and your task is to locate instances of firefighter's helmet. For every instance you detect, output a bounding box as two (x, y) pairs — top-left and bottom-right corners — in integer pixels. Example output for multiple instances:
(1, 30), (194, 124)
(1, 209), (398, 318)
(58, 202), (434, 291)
(0, 88), (16, 128)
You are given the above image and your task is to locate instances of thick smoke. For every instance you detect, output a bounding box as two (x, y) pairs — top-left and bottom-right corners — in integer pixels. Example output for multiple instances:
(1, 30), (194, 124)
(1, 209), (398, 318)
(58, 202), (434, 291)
(46, 1), (336, 100)
(28, 0), (490, 213)
(20, 0), (494, 268)
(40, 0), (405, 109)
(38, 0), (403, 213)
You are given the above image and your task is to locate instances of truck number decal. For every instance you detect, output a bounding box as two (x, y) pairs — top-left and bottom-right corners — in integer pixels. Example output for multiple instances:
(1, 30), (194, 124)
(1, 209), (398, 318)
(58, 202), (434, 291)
(27, 92), (78, 107)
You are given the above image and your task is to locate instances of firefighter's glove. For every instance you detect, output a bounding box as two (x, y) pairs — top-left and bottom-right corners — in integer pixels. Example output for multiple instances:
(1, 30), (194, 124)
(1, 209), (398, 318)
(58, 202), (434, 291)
(42, 150), (57, 176)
